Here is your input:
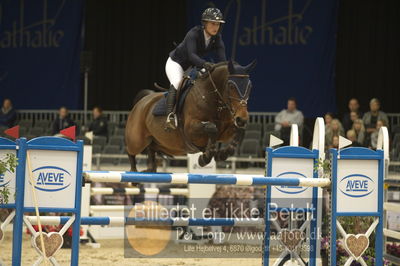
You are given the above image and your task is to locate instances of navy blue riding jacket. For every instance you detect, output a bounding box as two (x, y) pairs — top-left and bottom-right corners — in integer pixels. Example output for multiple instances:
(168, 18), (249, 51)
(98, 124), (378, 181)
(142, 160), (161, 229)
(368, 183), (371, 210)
(169, 26), (226, 70)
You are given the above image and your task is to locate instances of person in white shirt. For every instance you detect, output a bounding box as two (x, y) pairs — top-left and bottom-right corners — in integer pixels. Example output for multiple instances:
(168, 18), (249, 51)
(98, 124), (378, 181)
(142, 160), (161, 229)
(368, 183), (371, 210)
(274, 97), (304, 145)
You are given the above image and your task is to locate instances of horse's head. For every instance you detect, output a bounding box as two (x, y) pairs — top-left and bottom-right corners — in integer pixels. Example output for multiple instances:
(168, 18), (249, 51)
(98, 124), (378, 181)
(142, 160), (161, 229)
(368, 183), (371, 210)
(226, 60), (256, 128)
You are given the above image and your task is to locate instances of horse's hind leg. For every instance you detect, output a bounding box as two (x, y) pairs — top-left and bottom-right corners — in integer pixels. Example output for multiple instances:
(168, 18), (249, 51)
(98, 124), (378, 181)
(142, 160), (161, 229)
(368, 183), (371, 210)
(128, 154), (138, 172)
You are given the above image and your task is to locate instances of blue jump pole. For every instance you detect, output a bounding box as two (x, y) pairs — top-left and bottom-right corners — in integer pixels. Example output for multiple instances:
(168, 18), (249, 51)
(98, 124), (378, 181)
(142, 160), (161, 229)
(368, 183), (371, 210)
(83, 171), (331, 187)
(25, 216), (266, 227)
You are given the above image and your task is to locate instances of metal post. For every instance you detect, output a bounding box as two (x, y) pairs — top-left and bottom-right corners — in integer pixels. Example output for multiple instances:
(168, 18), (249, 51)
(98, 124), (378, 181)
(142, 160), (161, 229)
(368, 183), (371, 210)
(84, 71), (89, 126)
(96, 154), (100, 170)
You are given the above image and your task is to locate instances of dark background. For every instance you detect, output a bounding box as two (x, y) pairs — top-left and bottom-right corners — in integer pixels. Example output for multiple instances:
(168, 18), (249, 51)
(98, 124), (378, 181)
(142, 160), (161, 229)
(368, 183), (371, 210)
(335, 0), (400, 115)
(83, 0), (187, 111)
(2, 0), (396, 115)
(83, 0), (399, 116)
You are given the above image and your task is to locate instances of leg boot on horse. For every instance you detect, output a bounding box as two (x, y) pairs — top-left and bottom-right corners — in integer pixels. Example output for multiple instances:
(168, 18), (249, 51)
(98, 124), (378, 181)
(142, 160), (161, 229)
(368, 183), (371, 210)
(198, 122), (218, 167)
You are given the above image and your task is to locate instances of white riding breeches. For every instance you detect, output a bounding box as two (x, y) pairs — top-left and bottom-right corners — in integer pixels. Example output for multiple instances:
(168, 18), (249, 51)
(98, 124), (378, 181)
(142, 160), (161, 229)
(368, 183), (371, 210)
(165, 57), (184, 89)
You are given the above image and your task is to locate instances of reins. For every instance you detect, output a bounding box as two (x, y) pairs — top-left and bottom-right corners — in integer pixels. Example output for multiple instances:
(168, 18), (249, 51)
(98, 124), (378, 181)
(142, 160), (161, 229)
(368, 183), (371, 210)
(207, 70), (235, 116)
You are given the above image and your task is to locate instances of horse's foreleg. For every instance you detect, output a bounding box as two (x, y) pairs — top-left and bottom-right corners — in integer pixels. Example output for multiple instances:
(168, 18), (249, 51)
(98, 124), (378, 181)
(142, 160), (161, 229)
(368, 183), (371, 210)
(215, 127), (245, 161)
(146, 148), (157, 172)
(128, 154), (138, 172)
(198, 122), (218, 167)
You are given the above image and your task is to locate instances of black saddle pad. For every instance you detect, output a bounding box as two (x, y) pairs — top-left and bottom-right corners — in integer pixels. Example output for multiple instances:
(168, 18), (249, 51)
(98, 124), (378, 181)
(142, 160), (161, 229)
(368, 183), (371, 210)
(152, 80), (193, 117)
(152, 93), (168, 116)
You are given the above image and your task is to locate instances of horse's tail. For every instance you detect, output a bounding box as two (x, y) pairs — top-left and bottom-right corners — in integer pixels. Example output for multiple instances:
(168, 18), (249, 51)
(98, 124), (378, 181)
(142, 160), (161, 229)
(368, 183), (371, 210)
(132, 89), (154, 108)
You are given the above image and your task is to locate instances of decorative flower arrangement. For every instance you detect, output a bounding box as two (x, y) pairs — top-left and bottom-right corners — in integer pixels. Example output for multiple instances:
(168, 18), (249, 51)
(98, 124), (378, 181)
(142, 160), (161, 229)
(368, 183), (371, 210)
(386, 242), (400, 257)
(0, 153), (17, 205)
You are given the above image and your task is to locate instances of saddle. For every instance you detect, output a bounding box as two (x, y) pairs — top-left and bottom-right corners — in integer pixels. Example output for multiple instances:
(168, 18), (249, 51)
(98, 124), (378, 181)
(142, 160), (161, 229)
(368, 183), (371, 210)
(152, 68), (199, 117)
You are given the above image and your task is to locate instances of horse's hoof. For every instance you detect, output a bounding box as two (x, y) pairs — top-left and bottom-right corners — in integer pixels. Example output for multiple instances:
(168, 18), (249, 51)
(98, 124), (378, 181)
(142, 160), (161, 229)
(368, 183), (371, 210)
(215, 151), (228, 161)
(141, 169), (157, 173)
(198, 155), (211, 167)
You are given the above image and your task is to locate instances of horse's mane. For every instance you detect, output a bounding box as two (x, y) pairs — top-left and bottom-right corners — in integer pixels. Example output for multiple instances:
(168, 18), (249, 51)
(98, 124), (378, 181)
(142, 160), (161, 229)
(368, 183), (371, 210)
(196, 61), (229, 82)
(213, 61), (229, 68)
(210, 60), (242, 73)
(202, 61), (229, 77)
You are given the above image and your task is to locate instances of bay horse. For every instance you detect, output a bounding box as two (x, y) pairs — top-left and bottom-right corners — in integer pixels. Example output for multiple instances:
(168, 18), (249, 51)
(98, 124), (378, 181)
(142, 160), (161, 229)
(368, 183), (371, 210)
(125, 60), (256, 172)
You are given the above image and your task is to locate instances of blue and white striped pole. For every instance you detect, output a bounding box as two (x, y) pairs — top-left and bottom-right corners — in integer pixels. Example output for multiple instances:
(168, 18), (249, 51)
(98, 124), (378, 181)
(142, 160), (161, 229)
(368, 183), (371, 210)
(90, 187), (189, 196)
(83, 171), (331, 187)
(25, 216), (265, 227)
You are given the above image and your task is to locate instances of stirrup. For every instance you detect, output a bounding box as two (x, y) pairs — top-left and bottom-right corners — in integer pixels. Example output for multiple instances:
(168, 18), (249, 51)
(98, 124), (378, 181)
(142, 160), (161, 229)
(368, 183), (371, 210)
(165, 112), (178, 130)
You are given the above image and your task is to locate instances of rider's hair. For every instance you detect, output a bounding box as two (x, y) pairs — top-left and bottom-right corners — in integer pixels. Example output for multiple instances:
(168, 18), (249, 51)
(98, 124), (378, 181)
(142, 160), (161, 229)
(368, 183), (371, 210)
(288, 97), (297, 105)
(93, 106), (103, 113)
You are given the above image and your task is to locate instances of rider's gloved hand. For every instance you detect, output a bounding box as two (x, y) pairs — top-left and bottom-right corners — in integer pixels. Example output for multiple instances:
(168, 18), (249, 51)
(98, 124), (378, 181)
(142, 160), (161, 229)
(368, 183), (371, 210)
(203, 62), (214, 72)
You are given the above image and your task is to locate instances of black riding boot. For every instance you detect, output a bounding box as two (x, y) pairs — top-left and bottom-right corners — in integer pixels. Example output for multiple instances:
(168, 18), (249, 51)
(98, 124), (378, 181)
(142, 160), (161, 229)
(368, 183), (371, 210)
(165, 85), (177, 130)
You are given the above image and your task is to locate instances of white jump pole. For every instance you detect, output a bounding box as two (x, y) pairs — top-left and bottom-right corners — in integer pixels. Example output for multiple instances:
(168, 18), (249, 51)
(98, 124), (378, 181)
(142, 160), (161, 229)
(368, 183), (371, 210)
(378, 126), (391, 258)
(289, 124), (299, 146)
(313, 117), (325, 263)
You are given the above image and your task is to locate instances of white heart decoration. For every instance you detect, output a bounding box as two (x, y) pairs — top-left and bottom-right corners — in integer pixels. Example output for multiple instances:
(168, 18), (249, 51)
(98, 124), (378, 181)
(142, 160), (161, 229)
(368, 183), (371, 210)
(31, 232), (64, 258)
(344, 234), (370, 261)
(278, 229), (305, 251)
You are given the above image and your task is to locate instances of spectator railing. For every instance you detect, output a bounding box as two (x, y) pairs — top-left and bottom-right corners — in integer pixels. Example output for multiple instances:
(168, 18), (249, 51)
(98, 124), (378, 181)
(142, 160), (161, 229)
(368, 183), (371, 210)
(16, 110), (400, 128)
(388, 113), (400, 127)
(16, 110), (278, 126)
(16, 110), (130, 124)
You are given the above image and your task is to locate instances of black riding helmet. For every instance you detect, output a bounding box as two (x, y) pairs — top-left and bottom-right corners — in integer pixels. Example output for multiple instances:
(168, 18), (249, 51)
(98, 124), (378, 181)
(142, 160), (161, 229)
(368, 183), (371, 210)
(201, 8), (225, 24)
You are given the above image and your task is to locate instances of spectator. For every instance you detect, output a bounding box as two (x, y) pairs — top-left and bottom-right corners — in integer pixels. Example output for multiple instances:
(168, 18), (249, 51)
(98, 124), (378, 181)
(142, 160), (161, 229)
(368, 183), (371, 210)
(274, 97), (304, 145)
(327, 135), (340, 150)
(0, 98), (17, 128)
(346, 129), (363, 147)
(342, 98), (363, 132)
(325, 119), (344, 147)
(370, 119), (387, 149)
(51, 107), (76, 135)
(362, 98), (389, 135)
(324, 112), (334, 131)
(88, 106), (108, 138)
(349, 111), (360, 126)
(352, 119), (366, 146)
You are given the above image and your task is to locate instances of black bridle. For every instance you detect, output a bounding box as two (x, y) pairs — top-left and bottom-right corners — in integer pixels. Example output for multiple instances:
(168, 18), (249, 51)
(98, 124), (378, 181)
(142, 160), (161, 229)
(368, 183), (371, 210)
(227, 74), (252, 106)
(207, 71), (252, 128)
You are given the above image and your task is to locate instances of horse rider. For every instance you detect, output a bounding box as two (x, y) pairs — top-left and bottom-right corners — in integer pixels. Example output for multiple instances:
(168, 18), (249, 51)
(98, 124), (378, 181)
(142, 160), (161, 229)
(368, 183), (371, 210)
(165, 7), (227, 130)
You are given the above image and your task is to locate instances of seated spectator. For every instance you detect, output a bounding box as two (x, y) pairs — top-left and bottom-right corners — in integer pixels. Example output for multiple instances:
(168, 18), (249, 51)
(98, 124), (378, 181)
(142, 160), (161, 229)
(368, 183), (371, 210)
(352, 119), (366, 146)
(342, 111), (361, 134)
(342, 98), (363, 132)
(324, 112), (334, 131)
(0, 98), (17, 128)
(51, 107), (76, 135)
(346, 129), (363, 147)
(362, 98), (389, 135)
(370, 119), (387, 149)
(327, 135), (339, 150)
(88, 106), (108, 138)
(349, 111), (360, 126)
(325, 119), (344, 147)
(274, 97), (304, 145)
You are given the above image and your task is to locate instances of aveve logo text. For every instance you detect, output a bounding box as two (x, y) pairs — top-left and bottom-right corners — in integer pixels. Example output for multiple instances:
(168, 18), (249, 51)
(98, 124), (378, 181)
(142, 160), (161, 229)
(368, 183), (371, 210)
(339, 174), (374, 198)
(33, 166), (72, 192)
(275, 172), (309, 194)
